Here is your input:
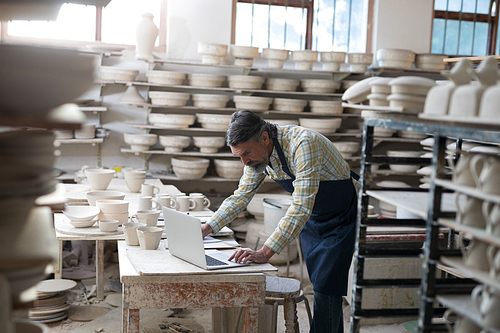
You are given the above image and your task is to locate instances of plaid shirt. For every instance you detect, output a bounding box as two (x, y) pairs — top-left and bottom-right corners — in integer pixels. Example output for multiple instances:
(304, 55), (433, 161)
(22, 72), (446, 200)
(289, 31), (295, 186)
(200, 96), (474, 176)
(207, 125), (360, 254)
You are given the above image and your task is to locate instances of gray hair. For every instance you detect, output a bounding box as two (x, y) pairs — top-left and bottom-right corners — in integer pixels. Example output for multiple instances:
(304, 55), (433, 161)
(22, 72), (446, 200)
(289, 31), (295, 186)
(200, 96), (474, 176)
(226, 110), (276, 147)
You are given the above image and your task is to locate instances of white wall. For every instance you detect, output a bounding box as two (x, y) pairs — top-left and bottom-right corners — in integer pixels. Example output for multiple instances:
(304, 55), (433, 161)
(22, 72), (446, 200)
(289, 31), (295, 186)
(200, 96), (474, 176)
(372, 0), (434, 54)
(166, 0), (233, 61)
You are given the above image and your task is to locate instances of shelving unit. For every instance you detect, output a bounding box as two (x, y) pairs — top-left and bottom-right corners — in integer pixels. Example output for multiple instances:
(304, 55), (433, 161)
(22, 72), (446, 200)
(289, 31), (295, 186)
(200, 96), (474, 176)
(350, 113), (500, 333)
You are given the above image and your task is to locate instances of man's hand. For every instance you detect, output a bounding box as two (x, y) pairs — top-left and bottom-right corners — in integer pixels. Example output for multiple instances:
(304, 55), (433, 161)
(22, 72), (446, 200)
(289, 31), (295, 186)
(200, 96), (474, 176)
(201, 223), (213, 238)
(229, 245), (275, 264)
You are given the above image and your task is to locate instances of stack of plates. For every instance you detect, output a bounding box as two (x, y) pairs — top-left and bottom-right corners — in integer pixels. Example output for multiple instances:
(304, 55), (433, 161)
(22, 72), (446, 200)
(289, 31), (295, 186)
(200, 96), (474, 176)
(30, 279), (77, 323)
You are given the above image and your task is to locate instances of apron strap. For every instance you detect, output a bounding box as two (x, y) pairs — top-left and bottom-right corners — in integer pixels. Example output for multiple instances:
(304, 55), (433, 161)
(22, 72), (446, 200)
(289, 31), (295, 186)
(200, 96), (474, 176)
(272, 137), (296, 180)
(350, 170), (360, 181)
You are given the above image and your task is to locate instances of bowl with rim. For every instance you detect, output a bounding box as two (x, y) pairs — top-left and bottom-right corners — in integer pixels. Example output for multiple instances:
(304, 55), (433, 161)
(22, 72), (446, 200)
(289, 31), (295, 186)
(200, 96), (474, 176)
(158, 135), (191, 152)
(98, 219), (119, 232)
(86, 191), (126, 206)
(63, 205), (100, 222)
(96, 199), (129, 214)
(123, 133), (158, 151)
(193, 136), (226, 153)
(84, 169), (115, 190)
(68, 219), (98, 228)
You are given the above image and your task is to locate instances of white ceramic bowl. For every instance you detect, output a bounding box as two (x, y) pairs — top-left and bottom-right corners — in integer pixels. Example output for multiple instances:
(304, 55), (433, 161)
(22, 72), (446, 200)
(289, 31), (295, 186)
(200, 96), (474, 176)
(84, 169), (115, 190)
(266, 78), (300, 92)
(68, 219), (97, 228)
(321, 51), (346, 62)
(349, 64), (368, 73)
(262, 48), (289, 60)
(291, 50), (318, 62)
(214, 159), (244, 179)
(137, 226), (163, 250)
(333, 141), (360, 157)
(123, 133), (158, 151)
(387, 150), (423, 173)
(373, 126), (396, 137)
(171, 157), (210, 180)
(188, 73), (226, 88)
(369, 77), (392, 94)
(295, 61), (314, 71)
(148, 91), (190, 107)
(415, 54), (447, 71)
(193, 136), (226, 153)
(148, 113), (196, 128)
(198, 42), (227, 56)
(96, 199), (129, 214)
(192, 94), (229, 108)
(273, 98), (308, 112)
(100, 66), (139, 82)
(145, 70), (186, 85)
(301, 79), (341, 93)
(266, 60), (285, 69)
(196, 113), (232, 130)
(98, 219), (119, 232)
(227, 75), (265, 89)
(234, 58), (254, 67)
(376, 48), (415, 62)
(347, 53), (373, 65)
(230, 45), (259, 58)
(388, 76), (436, 95)
(86, 191), (126, 206)
(309, 100), (343, 114)
(97, 212), (128, 225)
(378, 60), (413, 69)
(158, 135), (191, 152)
(389, 164), (421, 173)
(201, 55), (223, 65)
(62, 205), (100, 222)
(299, 118), (342, 135)
(233, 96), (273, 111)
(323, 62), (341, 71)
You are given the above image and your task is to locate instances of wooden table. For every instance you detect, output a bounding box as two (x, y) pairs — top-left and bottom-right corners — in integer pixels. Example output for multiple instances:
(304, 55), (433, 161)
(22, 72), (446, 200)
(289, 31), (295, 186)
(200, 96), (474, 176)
(118, 240), (277, 333)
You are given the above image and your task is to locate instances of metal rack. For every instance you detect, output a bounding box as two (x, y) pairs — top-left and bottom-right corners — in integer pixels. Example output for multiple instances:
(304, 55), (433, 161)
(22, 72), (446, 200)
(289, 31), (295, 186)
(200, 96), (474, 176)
(350, 113), (500, 332)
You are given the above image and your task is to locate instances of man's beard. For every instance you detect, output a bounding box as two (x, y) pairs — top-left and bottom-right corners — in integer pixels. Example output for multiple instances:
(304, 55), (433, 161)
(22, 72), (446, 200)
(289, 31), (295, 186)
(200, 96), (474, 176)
(247, 154), (269, 174)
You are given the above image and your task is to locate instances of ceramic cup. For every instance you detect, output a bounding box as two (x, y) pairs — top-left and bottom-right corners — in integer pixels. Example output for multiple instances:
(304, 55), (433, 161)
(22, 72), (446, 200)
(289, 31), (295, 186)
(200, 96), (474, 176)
(447, 153), (478, 187)
(141, 183), (160, 197)
(176, 195), (196, 212)
(98, 219), (119, 232)
(482, 201), (500, 237)
(130, 209), (161, 227)
(444, 309), (482, 333)
(157, 194), (178, 210)
(487, 245), (500, 281)
(122, 222), (146, 246)
(472, 284), (500, 329)
(136, 226), (163, 250)
(471, 155), (500, 195)
(189, 193), (210, 211)
(124, 175), (146, 193)
(137, 196), (160, 211)
(459, 233), (490, 272)
(455, 193), (486, 229)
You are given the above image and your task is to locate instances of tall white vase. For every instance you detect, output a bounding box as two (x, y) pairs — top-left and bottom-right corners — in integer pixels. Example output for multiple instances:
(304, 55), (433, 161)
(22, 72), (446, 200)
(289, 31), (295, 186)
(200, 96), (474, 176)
(135, 12), (159, 60)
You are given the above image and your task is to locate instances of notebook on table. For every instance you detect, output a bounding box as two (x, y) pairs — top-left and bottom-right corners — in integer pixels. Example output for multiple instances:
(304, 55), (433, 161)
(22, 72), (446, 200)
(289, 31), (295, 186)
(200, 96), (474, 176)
(162, 207), (247, 270)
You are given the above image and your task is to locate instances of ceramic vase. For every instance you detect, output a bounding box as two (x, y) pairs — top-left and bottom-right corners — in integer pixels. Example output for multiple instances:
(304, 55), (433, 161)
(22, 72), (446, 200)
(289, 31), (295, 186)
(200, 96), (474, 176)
(135, 12), (159, 60)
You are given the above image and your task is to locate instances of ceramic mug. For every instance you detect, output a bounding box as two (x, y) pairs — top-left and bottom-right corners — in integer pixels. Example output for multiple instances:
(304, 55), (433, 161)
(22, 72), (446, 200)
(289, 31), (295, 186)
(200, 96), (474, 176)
(157, 194), (178, 210)
(189, 193), (210, 211)
(459, 233), (490, 272)
(136, 226), (163, 250)
(471, 154), (500, 194)
(444, 309), (482, 333)
(447, 153), (478, 187)
(472, 284), (500, 329)
(141, 183), (160, 197)
(130, 210), (161, 226)
(176, 195), (196, 212)
(455, 193), (486, 229)
(482, 201), (500, 237)
(122, 222), (146, 246)
(137, 196), (160, 211)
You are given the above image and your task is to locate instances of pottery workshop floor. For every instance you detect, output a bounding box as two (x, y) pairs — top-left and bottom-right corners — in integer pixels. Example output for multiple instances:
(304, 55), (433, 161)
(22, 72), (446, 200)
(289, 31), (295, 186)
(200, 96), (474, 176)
(44, 250), (409, 333)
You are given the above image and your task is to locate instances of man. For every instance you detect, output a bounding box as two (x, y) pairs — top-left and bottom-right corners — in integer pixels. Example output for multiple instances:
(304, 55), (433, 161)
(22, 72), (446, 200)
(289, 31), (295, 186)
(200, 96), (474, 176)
(201, 110), (359, 332)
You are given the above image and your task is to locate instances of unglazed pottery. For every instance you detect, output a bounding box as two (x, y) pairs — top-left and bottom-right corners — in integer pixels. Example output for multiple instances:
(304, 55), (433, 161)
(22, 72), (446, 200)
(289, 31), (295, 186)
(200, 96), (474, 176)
(84, 169), (115, 190)
(171, 157), (210, 180)
(135, 13), (158, 60)
(214, 159), (244, 179)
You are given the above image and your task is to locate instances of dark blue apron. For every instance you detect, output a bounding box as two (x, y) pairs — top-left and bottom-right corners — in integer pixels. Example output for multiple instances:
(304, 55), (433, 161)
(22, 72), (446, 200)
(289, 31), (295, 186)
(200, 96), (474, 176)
(268, 137), (358, 296)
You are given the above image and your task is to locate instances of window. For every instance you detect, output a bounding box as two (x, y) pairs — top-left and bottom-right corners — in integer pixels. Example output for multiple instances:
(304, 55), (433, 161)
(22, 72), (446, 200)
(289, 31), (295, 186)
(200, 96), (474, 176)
(233, 0), (369, 52)
(431, 0), (499, 56)
(1, 0), (166, 50)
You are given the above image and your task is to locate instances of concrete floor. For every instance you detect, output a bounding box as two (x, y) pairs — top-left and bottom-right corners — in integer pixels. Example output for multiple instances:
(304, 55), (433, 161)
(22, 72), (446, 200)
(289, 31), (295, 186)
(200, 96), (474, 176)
(40, 244), (410, 333)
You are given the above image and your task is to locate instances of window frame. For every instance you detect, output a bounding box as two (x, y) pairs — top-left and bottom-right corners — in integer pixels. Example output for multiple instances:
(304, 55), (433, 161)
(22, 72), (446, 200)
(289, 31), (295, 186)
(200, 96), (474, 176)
(0, 0), (167, 52)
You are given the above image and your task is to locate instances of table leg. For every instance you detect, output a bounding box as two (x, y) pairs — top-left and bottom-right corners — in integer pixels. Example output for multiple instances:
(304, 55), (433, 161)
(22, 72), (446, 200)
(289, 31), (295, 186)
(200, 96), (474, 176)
(244, 307), (259, 333)
(54, 240), (63, 279)
(96, 240), (104, 301)
(283, 298), (298, 333)
(126, 309), (139, 333)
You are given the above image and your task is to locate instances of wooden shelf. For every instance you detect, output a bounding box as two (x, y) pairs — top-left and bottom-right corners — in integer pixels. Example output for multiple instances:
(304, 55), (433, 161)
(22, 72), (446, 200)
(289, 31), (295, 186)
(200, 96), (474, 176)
(439, 218), (500, 248)
(440, 256), (500, 292)
(78, 106), (107, 113)
(443, 55), (500, 63)
(153, 172), (274, 183)
(120, 148), (235, 158)
(55, 138), (104, 145)
(435, 179), (500, 205)
(0, 116), (82, 130)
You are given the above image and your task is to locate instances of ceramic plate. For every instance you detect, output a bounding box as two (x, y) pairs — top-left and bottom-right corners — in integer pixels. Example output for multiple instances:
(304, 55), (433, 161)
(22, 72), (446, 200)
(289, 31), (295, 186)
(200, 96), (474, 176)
(86, 45), (126, 52)
(37, 279), (77, 293)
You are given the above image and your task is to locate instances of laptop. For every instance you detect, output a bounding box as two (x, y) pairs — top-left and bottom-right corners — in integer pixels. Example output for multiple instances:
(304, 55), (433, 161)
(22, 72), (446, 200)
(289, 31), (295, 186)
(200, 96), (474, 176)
(163, 207), (247, 270)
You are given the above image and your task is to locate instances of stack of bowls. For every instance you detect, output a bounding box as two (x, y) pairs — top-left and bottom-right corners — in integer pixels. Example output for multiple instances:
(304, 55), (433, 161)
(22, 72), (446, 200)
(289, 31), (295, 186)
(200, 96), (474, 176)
(273, 98), (308, 112)
(387, 150), (423, 173)
(320, 52), (346, 71)
(387, 76), (436, 113)
(148, 113), (196, 129)
(266, 78), (300, 92)
(333, 141), (360, 158)
(367, 77), (392, 106)
(99, 66), (139, 82)
(62, 205), (100, 228)
(123, 133), (158, 151)
(86, 191), (126, 206)
(193, 136), (226, 153)
(171, 157), (210, 180)
(74, 122), (95, 139)
(301, 79), (341, 93)
(262, 48), (289, 69)
(96, 199), (129, 225)
(124, 170), (147, 193)
(415, 54), (448, 71)
(230, 45), (260, 67)
(192, 94), (229, 108)
(227, 75), (265, 89)
(145, 70), (186, 85)
(375, 181), (411, 217)
(196, 113), (232, 130)
(148, 91), (190, 106)
(291, 50), (318, 70)
(376, 48), (415, 69)
(309, 100), (343, 114)
(158, 135), (191, 152)
(233, 96), (273, 111)
(84, 169), (115, 190)
(346, 53), (373, 73)
(299, 118), (342, 135)
(214, 159), (245, 179)
(188, 73), (226, 88)
(197, 42), (228, 65)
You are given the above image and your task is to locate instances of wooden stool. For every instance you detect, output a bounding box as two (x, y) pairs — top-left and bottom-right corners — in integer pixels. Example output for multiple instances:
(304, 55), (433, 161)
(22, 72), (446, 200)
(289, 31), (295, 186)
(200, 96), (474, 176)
(265, 275), (312, 333)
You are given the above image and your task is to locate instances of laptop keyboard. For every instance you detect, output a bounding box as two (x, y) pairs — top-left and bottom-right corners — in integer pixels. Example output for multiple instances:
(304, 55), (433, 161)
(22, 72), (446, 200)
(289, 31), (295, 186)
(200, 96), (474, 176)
(205, 255), (229, 267)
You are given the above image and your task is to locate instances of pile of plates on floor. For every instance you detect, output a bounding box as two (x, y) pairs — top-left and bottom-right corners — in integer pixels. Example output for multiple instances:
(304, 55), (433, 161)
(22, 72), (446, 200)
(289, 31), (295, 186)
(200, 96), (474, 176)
(30, 279), (77, 323)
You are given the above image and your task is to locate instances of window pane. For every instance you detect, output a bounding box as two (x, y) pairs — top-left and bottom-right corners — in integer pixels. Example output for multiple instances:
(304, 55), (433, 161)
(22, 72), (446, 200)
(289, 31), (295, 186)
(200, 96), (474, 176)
(269, 6), (286, 49)
(444, 19), (460, 54)
(432, 18), (446, 53)
(101, 0), (161, 45)
(7, 4), (95, 41)
(285, 7), (307, 50)
(435, 0), (449, 11)
(462, 0), (478, 13)
(314, 0), (335, 51)
(448, 0), (463, 12)
(251, 4), (271, 48)
(458, 21), (474, 55)
(349, 0), (368, 52)
(235, 3), (253, 46)
(476, 0), (490, 14)
(472, 22), (489, 55)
